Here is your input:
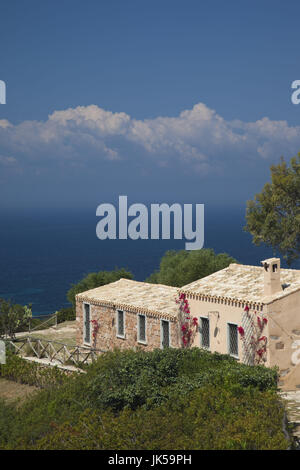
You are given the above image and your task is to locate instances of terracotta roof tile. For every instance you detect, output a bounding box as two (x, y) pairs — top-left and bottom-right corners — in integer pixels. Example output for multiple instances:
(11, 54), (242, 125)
(76, 278), (179, 319)
(181, 263), (300, 304)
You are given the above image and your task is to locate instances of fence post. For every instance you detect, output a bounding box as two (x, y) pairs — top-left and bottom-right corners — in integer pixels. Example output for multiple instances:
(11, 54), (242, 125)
(55, 312), (58, 329)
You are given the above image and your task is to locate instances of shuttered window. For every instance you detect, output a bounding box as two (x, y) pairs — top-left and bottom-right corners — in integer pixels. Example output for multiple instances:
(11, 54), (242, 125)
(84, 304), (90, 344)
(200, 317), (210, 349)
(228, 323), (238, 358)
(117, 310), (125, 337)
(138, 314), (146, 343)
(161, 320), (170, 349)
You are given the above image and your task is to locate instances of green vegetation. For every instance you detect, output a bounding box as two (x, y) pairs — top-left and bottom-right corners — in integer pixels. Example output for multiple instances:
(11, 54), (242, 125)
(0, 351), (71, 388)
(67, 268), (134, 307)
(0, 299), (32, 339)
(56, 307), (75, 324)
(146, 248), (237, 286)
(0, 348), (290, 450)
(245, 153), (300, 266)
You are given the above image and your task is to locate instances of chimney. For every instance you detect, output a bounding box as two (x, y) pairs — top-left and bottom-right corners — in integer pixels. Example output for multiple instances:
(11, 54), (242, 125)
(261, 258), (281, 296)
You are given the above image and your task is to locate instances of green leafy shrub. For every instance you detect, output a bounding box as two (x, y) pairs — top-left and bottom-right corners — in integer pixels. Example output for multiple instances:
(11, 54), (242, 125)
(82, 348), (278, 412)
(0, 351), (71, 388)
(67, 268), (133, 307)
(146, 248), (237, 287)
(56, 307), (75, 324)
(0, 299), (32, 338)
(35, 386), (288, 450)
(0, 347), (287, 450)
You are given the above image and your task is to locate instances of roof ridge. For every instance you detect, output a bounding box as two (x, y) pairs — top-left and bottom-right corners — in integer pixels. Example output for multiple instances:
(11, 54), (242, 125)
(118, 278), (177, 289)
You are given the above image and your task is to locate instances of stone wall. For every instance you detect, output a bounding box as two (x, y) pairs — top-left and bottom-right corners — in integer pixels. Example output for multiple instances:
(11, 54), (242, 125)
(76, 299), (179, 352)
(266, 290), (300, 390)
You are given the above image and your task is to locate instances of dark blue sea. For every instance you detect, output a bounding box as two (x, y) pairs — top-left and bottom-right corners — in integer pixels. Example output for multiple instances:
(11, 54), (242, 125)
(0, 206), (297, 316)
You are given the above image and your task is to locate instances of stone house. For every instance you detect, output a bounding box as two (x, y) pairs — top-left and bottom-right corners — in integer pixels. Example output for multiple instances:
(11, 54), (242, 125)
(76, 257), (300, 390)
(76, 279), (181, 351)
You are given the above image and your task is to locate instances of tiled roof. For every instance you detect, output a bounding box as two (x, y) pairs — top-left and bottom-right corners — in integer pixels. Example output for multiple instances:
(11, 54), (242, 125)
(76, 278), (179, 319)
(181, 263), (300, 304)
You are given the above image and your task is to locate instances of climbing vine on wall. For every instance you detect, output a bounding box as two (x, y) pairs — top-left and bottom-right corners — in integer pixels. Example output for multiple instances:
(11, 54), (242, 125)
(238, 305), (268, 365)
(91, 319), (100, 348)
(176, 293), (198, 348)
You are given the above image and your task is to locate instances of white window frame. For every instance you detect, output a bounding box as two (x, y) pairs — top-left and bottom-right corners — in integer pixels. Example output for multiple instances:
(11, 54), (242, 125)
(116, 309), (126, 339)
(160, 319), (171, 349)
(227, 322), (239, 359)
(137, 313), (147, 344)
(83, 303), (92, 346)
(199, 316), (210, 350)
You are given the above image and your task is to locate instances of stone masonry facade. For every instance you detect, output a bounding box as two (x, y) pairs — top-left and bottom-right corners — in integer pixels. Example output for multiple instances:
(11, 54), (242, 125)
(76, 299), (180, 352)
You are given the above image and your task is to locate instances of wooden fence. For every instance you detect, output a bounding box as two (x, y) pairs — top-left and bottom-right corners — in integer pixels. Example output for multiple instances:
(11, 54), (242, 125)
(7, 336), (106, 367)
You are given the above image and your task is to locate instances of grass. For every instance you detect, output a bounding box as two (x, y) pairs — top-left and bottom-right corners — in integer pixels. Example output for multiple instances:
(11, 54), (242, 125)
(0, 378), (38, 405)
(17, 320), (77, 347)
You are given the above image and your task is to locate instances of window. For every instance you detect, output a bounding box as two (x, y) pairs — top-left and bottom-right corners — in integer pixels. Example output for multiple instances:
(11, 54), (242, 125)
(117, 310), (125, 338)
(83, 303), (91, 344)
(228, 323), (238, 358)
(161, 320), (170, 349)
(199, 317), (210, 349)
(138, 314), (146, 343)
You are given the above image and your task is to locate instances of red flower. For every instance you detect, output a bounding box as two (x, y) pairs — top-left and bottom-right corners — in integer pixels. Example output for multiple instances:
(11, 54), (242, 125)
(181, 324), (187, 331)
(179, 293), (186, 300)
(263, 317), (268, 324)
(237, 326), (245, 336)
(258, 336), (267, 342)
(244, 305), (249, 312)
(192, 317), (198, 326)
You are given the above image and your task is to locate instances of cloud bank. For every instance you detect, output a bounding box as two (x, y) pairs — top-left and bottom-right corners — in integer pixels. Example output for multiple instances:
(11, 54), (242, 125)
(0, 103), (300, 176)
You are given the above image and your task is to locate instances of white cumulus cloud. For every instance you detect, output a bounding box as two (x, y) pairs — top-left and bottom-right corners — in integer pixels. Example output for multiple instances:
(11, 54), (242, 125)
(0, 102), (300, 173)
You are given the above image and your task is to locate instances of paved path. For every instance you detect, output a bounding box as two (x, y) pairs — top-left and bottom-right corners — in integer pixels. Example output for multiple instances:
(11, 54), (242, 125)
(280, 391), (300, 444)
(22, 356), (86, 373)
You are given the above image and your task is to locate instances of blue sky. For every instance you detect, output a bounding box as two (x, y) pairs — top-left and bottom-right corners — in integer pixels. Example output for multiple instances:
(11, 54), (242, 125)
(0, 0), (300, 209)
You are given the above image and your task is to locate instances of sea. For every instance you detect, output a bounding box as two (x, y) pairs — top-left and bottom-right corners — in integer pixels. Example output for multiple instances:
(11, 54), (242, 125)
(0, 206), (297, 316)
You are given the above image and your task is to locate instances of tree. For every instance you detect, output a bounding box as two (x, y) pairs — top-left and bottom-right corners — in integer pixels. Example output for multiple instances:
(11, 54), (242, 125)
(67, 268), (134, 307)
(0, 299), (32, 339)
(146, 248), (237, 287)
(245, 153), (300, 266)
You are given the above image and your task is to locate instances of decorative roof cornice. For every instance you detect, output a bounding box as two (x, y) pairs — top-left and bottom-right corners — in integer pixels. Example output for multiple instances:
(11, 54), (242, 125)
(178, 289), (265, 309)
(76, 294), (178, 321)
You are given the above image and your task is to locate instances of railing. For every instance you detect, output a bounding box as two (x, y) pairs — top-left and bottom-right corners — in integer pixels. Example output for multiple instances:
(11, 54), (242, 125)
(28, 313), (58, 333)
(6, 336), (106, 367)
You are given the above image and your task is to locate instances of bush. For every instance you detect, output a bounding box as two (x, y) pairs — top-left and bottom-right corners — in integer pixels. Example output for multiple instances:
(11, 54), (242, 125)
(0, 299), (32, 338)
(35, 386), (288, 450)
(82, 348), (278, 412)
(67, 268), (134, 307)
(146, 248), (237, 287)
(0, 347), (287, 450)
(0, 351), (71, 388)
(56, 307), (75, 324)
